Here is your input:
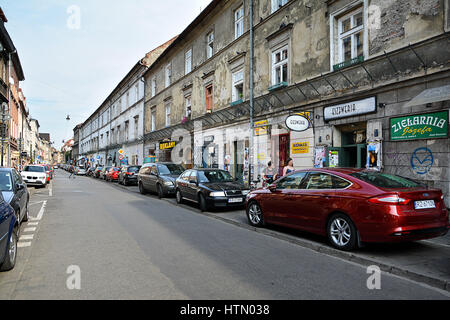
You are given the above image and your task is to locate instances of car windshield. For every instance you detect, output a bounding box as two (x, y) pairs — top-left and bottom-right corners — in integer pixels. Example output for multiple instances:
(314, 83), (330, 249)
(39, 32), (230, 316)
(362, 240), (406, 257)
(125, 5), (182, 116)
(350, 172), (423, 189)
(113, 168), (120, 172)
(24, 166), (45, 173)
(0, 172), (12, 191)
(128, 167), (140, 173)
(198, 170), (234, 183)
(158, 164), (184, 176)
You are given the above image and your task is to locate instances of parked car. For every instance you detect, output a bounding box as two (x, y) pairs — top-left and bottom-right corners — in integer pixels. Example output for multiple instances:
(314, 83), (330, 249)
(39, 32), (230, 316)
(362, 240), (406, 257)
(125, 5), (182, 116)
(175, 168), (250, 211)
(99, 167), (112, 180)
(0, 192), (18, 272)
(94, 166), (103, 179)
(106, 167), (121, 182)
(245, 168), (450, 251)
(138, 163), (185, 199)
(76, 166), (87, 176)
(118, 166), (141, 186)
(20, 165), (48, 188)
(86, 168), (95, 177)
(0, 168), (29, 225)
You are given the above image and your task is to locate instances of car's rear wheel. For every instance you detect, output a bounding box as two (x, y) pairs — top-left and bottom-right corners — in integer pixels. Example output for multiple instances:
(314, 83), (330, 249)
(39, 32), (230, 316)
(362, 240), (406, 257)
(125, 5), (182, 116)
(139, 182), (147, 195)
(247, 202), (264, 227)
(327, 213), (357, 251)
(176, 189), (183, 204)
(0, 228), (17, 272)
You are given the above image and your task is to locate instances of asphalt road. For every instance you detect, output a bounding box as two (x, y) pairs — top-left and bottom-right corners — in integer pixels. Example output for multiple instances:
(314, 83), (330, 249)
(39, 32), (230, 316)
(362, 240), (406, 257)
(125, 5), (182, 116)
(0, 170), (449, 300)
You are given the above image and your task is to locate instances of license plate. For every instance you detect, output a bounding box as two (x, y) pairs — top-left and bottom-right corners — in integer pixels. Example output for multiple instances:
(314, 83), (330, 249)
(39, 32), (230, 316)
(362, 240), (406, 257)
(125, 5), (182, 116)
(414, 200), (436, 210)
(228, 198), (243, 203)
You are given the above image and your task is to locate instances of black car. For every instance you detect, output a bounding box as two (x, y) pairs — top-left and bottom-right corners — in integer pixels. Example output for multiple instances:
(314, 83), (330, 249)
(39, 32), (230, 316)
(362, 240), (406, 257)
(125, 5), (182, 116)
(0, 191), (18, 272)
(119, 166), (141, 186)
(86, 168), (95, 177)
(138, 163), (185, 198)
(0, 168), (29, 224)
(175, 169), (250, 211)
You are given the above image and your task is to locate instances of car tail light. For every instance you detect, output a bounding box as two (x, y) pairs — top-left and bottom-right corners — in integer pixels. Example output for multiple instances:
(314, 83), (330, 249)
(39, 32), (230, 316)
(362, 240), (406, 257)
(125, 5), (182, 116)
(368, 195), (411, 205)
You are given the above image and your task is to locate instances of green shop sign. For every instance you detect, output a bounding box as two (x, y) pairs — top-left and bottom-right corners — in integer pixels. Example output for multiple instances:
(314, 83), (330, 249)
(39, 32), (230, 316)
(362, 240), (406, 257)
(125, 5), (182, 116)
(390, 111), (449, 141)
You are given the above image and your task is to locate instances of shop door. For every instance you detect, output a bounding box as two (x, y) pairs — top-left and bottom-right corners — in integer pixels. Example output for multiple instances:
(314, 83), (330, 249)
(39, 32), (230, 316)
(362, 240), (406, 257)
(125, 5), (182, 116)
(278, 134), (290, 174)
(234, 141), (246, 182)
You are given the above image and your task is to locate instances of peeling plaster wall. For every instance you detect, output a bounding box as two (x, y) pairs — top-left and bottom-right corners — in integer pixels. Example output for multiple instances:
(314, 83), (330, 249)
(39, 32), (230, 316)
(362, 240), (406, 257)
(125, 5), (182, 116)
(369, 0), (443, 56)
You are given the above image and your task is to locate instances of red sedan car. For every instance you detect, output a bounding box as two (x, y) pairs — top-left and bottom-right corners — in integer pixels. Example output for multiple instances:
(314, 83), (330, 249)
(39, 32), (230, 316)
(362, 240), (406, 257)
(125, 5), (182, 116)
(105, 167), (121, 182)
(246, 168), (449, 251)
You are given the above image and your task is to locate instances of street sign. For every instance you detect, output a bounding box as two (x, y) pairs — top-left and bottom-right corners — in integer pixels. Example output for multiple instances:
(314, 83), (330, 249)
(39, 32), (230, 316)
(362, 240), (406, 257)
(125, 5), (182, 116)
(119, 154), (125, 160)
(119, 149), (124, 155)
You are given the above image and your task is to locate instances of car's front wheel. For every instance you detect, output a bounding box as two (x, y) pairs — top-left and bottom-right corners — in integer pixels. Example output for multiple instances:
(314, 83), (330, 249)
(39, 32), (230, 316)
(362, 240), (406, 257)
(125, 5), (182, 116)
(247, 202), (265, 227)
(176, 189), (183, 204)
(0, 228), (17, 272)
(138, 182), (147, 195)
(199, 193), (208, 212)
(157, 184), (164, 199)
(327, 213), (357, 251)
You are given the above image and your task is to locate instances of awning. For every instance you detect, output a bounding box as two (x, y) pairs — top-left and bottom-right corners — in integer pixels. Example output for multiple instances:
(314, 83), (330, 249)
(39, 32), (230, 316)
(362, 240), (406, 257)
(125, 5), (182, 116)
(404, 85), (450, 108)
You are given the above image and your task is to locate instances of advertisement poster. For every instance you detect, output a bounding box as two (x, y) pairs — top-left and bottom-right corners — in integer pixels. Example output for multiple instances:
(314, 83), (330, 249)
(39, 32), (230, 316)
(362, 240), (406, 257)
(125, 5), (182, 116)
(292, 142), (309, 154)
(314, 147), (326, 168)
(329, 150), (339, 168)
(367, 142), (382, 171)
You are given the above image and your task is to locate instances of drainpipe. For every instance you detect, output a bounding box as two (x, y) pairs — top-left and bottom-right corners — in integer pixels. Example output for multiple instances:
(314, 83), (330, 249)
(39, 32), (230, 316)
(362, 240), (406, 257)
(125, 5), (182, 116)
(248, 0), (254, 188)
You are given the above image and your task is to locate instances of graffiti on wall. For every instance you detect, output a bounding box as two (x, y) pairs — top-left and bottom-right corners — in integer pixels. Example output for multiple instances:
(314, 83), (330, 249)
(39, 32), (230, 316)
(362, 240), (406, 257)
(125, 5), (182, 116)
(410, 148), (434, 175)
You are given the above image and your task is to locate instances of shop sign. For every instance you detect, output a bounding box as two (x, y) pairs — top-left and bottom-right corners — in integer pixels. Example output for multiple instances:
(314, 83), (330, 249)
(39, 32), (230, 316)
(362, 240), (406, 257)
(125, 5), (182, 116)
(390, 111), (449, 141)
(254, 120), (268, 136)
(292, 142), (309, 154)
(159, 141), (176, 150)
(285, 114), (310, 132)
(324, 97), (376, 121)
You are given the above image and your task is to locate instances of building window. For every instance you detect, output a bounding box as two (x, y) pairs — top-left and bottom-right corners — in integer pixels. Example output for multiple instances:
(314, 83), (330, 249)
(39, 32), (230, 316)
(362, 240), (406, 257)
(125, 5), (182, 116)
(134, 116), (139, 140)
(271, 0), (289, 13)
(165, 103), (171, 127)
(126, 92), (130, 108)
(234, 5), (244, 39)
(185, 49), (192, 75)
(338, 8), (364, 64)
(272, 46), (288, 85)
(205, 85), (213, 113)
(151, 77), (156, 97)
(125, 121), (129, 142)
(165, 64), (172, 88)
(135, 83), (139, 102)
(151, 108), (156, 132)
(185, 95), (192, 119)
(207, 32), (214, 59)
(232, 69), (244, 102)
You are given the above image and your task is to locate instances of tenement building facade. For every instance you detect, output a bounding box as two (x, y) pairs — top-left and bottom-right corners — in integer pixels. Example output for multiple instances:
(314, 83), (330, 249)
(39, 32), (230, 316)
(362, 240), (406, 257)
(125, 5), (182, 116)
(142, 0), (450, 204)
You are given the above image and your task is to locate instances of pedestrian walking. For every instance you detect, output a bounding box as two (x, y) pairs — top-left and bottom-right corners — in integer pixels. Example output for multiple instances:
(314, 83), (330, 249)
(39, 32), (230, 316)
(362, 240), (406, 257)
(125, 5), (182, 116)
(282, 158), (295, 177)
(69, 165), (76, 179)
(263, 161), (277, 186)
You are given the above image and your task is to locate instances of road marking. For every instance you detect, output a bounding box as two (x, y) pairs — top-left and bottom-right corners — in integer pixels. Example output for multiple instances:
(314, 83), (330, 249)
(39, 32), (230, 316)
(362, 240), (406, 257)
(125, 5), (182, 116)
(19, 234), (34, 241)
(30, 200), (47, 221)
(27, 222), (39, 226)
(422, 240), (450, 248)
(49, 187), (53, 197)
(29, 201), (46, 206)
(17, 242), (32, 248)
(24, 227), (37, 232)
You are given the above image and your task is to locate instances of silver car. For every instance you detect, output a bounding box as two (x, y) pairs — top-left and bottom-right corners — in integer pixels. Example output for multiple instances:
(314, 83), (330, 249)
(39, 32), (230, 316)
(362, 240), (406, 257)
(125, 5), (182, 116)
(76, 167), (87, 176)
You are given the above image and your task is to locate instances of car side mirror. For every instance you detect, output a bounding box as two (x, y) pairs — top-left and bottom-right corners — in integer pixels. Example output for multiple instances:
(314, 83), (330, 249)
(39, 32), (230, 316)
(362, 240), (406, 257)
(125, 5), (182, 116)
(189, 179), (197, 185)
(268, 184), (277, 192)
(17, 184), (25, 191)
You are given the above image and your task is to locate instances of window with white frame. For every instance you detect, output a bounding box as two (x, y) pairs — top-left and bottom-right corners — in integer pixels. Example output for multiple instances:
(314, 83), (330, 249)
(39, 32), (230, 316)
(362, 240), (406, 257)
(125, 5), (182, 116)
(165, 103), (171, 127)
(234, 5), (244, 39)
(134, 116), (139, 140)
(271, 0), (289, 13)
(151, 77), (156, 97)
(135, 83), (139, 102)
(185, 49), (192, 75)
(151, 108), (156, 132)
(207, 32), (214, 59)
(232, 69), (244, 102)
(338, 8), (364, 63)
(126, 92), (130, 108)
(272, 46), (289, 85)
(165, 64), (172, 88)
(185, 95), (192, 118)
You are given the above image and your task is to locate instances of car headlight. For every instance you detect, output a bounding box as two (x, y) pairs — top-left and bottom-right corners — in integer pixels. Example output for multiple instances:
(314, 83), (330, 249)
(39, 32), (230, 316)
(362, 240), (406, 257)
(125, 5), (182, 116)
(210, 191), (226, 197)
(242, 190), (250, 196)
(164, 181), (174, 186)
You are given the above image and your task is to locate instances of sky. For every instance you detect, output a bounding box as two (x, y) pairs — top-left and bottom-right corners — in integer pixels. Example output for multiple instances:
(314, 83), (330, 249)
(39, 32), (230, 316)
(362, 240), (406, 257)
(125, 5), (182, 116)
(2, 0), (213, 149)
